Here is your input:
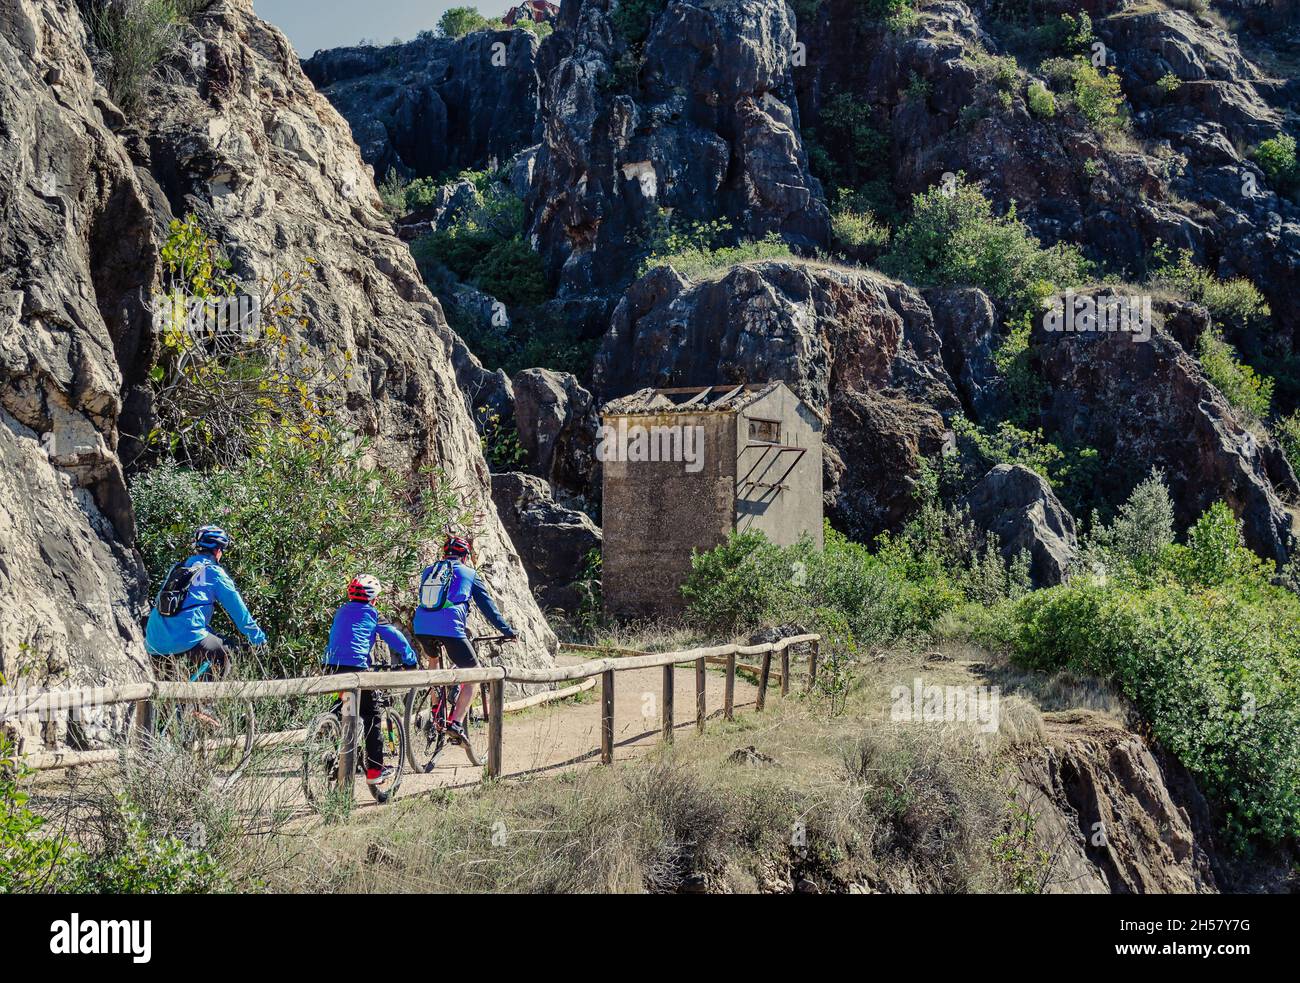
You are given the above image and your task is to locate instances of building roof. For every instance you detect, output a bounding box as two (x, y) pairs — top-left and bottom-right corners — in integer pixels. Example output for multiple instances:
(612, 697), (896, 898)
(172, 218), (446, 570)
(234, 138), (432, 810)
(601, 381), (792, 416)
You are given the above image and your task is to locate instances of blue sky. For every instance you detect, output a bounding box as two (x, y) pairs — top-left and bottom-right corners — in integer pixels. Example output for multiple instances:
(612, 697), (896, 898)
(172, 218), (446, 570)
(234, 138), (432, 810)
(253, 1), (514, 57)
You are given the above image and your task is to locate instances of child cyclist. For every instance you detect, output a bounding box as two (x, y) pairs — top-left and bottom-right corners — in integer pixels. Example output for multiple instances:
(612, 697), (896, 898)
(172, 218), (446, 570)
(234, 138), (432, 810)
(413, 536), (515, 746)
(324, 575), (417, 787)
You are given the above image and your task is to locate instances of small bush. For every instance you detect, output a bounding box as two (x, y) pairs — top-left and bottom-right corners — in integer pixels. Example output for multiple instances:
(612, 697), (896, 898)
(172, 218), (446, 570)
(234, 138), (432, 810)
(81, 0), (185, 113)
(830, 191), (890, 252)
(438, 6), (490, 38)
(611, 0), (668, 46)
(1197, 329), (1273, 422)
(640, 217), (792, 279)
(1152, 247), (1271, 335)
(1, 735), (74, 893)
(882, 176), (1089, 319)
(1251, 133), (1299, 197)
(1026, 81), (1055, 118)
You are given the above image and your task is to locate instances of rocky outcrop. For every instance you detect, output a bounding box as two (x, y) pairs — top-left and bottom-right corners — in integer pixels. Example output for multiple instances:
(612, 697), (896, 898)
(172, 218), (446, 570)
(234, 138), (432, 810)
(1019, 710), (1219, 894)
(1033, 313), (1298, 565)
(527, 0), (830, 295)
(0, 0), (558, 734)
(961, 464), (1077, 587)
(511, 367), (599, 505)
(491, 471), (600, 613)
(596, 260), (959, 540)
(302, 29), (543, 181)
(923, 286), (1007, 422)
(0, 0), (156, 732)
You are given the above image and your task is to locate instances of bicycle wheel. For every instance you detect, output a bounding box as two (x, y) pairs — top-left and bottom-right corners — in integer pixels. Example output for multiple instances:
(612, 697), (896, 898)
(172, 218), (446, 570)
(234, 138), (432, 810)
(411, 686), (453, 773)
(302, 712), (349, 808)
(403, 687), (430, 772)
(153, 700), (255, 788)
(368, 707), (406, 804)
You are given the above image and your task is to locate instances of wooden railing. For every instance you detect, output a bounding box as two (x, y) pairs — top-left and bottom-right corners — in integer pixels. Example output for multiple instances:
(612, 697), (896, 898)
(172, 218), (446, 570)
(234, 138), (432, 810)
(1, 635), (820, 781)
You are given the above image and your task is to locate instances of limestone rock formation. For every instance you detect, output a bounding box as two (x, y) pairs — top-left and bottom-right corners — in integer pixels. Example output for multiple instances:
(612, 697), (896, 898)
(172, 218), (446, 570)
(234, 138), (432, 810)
(1019, 710), (1220, 894)
(961, 464), (1077, 587)
(490, 471), (601, 613)
(511, 367), (599, 504)
(0, 0), (157, 732)
(0, 0), (558, 737)
(527, 0), (830, 295)
(1033, 315), (1298, 565)
(302, 29), (543, 181)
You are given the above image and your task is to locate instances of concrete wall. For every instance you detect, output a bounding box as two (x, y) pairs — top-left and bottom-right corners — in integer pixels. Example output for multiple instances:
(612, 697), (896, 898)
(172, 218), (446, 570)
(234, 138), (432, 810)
(735, 387), (824, 549)
(602, 412), (736, 618)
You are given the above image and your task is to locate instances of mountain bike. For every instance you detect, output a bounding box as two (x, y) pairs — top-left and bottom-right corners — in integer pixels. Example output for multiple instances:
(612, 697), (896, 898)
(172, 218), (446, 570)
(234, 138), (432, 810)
(403, 635), (514, 772)
(150, 640), (256, 790)
(302, 663), (407, 807)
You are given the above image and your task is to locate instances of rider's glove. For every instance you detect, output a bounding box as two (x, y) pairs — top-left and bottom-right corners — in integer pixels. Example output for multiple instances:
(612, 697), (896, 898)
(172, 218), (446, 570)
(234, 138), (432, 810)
(403, 653), (418, 668)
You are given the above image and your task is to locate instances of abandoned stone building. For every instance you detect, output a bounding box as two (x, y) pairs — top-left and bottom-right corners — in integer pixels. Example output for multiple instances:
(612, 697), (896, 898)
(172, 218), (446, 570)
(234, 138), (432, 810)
(600, 382), (824, 618)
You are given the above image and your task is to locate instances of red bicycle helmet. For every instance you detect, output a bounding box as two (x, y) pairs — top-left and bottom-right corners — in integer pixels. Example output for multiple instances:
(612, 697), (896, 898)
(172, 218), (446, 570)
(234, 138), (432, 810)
(348, 574), (381, 603)
(444, 536), (471, 558)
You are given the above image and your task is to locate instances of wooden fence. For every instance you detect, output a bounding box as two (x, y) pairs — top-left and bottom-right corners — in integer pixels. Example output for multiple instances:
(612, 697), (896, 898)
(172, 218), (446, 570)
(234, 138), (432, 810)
(1, 635), (820, 782)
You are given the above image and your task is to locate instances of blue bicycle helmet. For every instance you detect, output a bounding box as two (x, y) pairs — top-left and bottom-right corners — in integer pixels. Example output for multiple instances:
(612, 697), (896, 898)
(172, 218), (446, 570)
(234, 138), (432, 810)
(194, 525), (232, 552)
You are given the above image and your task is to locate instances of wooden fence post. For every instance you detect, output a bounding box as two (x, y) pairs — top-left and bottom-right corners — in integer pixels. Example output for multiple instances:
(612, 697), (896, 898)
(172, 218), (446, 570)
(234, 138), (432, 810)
(695, 658), (706, 733)
(724, 651), (736, 721)
(338, 688), (359, 790)
(662, 664), (675, 743)
(132, 699), (155, 748)
(601, 670), (615, 765)
(487, 677), (504, 779)
(807, 638), (820, 692)
(756, 647), (773, 711)
(780, 646), (790, 697)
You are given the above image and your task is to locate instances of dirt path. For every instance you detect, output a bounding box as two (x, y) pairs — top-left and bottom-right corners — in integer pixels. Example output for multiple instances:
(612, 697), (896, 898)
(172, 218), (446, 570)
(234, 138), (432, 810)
(360, 655), (760, 807)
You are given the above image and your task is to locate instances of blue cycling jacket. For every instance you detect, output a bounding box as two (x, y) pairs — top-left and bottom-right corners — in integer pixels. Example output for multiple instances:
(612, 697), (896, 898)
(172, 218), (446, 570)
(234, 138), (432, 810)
(145, 554), (267, 656)
(413, 560), (512, 639)
(324, 601), (417, 668)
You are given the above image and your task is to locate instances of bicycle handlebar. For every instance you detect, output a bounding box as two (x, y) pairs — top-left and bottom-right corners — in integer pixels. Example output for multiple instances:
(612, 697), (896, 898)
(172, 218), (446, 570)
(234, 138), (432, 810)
(473, 634), (517, 644)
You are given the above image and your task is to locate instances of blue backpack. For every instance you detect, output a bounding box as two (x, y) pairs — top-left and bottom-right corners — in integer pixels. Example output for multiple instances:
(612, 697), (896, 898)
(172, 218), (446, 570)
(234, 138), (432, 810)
(418, 560), (457, 611)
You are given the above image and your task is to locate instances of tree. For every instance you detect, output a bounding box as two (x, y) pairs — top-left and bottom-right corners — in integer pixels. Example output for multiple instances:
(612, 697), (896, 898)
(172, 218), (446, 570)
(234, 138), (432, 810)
(438, 6), (488, 38)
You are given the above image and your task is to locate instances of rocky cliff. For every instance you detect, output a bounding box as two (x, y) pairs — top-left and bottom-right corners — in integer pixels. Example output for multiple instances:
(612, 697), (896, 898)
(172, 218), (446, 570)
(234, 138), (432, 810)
(0, 0), (557, 746)
(302, 28), (543, 181)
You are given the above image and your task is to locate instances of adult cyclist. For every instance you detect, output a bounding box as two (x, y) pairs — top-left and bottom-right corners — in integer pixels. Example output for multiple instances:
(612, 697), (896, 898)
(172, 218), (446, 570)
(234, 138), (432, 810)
(413, 535), (516, 746)
(145, 525), (267, 687)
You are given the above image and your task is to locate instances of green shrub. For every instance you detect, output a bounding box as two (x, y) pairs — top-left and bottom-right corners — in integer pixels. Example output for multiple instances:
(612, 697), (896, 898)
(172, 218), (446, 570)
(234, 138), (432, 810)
(62, 806), (230, 894)
(1, 735), (75, 893)
(951, 415), (1100, 518)
(1251, 133), (1299, 197)
(830, 191), (890, 251)
(81, 0), (185, 113)
(1026, 81), (1055, 118)
(473, 238), (549, 307)
(1152, 247), (1271, 335)
(1156, 72), (1182, 96)
(611, 0), (667, 46)
(882, 176), (1089, 319)
(1274, 412), (1300, 479)
(438, 6), (490, 37)
(1197, 329), (1273, 422)
(131, 431), (470, 674)
(1070, 61), (1127, 133)
(1079, 469), (1176, 582)
(1010, 572), (1300, 848)
(640, 216), (792, 279)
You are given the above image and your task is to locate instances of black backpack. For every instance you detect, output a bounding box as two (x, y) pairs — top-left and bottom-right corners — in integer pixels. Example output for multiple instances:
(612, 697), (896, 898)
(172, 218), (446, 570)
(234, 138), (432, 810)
(157, 559), (213, 617)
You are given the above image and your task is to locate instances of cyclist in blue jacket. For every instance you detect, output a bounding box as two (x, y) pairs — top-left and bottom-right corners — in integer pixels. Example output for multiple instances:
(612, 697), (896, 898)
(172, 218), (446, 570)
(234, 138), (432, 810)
(413, 536), (515, 746)
(145, 525), (267, 680)
(325, 574), (417, 786)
